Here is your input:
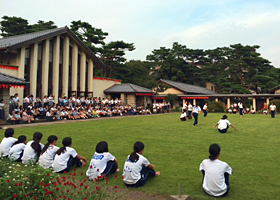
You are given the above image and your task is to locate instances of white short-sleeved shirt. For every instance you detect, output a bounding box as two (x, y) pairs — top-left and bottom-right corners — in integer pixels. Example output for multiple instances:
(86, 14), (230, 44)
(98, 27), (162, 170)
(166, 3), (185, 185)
(193, 106), (201, 114)
(203, 105), (207, 110)
(217, 119), (231, 130)
(270, 105), (276, 111)
(52, 147), (78, 172)
(180, 113), (187, 119)
(238, 103), (243, 109)
(122, 153), (150, 184)
(188, 105), (193, 111)
(199, 159), (232, 197)
(22, 141), (44, 165)
(0, 137), (17, 157)
(38, 145), (60, 168)
(9, 143), (26, 161)
(86, 152), (115, 180)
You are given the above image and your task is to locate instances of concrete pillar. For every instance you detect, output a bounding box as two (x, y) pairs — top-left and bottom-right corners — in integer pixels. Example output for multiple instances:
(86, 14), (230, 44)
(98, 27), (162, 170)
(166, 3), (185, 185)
(215, 98), (218, 102)
(62, 36), (69, 96)
(227, 98), (231, 109)
(17, 47), (25, 105)
(30, 43), (38, 97)
(121, 93), (125, 105)
(42, 39), (50, 99)
(266, 98), (270, 106)
(182, 99), (186, 106)
(253, 97), (256, 111)
(80, 51), (86, 93)
(52, 36), (60, 103)
(193, 99), (196, 106)
(71, 43), (78, 93)
(88, 59), (93, 93)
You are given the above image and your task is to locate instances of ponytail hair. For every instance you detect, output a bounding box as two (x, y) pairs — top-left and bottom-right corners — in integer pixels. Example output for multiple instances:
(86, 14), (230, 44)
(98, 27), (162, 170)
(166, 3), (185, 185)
(209, 143), (220, 161)
(41, 135), (58, 155)
(56, 137), (72, 155)
(31, 132), (43, 153)
(129, 141), (144, 162)
(12, 135), (27, 146)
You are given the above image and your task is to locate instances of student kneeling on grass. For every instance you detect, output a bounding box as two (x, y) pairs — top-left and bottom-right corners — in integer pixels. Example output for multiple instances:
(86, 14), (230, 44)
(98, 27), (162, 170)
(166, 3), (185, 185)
(52, 137), (87, 173)
(180, 109), (187, 121)
(9, 135), (27, 162)
(122, 141), (160, 187)
(22, 132), (44, 165)
(213, 115), (238, 133)
(38, 135), (59, 168)
(199, 144), (232, 197)
(86, 141), (119, 181)
(0, 128), (17, 158)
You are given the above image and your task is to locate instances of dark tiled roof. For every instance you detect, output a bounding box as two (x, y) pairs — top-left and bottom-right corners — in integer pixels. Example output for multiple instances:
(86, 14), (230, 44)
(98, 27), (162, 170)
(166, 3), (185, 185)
(268, 85), (280, 93)
(158, 79), (217, 95)
(0, 72), (28, 85)
(104, 84), (153, 93)
(0, 27), (105, 69)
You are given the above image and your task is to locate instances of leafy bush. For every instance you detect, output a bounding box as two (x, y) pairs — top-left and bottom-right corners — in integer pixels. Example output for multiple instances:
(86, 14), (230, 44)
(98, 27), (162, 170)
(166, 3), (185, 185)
(269, 99), (280, 113)
(207, 101), (225, 112)
(171, 106), (181, 112)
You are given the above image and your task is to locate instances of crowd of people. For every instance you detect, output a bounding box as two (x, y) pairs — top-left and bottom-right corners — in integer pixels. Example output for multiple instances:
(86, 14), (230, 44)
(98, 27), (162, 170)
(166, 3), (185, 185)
(6, 93), (170, 125)
(0, 129), (160, 188)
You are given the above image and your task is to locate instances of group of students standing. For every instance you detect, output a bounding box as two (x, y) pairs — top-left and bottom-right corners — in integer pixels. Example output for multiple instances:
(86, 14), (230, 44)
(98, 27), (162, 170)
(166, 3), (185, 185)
(180, 102), (208, 126)
(0, 129), (161, 188)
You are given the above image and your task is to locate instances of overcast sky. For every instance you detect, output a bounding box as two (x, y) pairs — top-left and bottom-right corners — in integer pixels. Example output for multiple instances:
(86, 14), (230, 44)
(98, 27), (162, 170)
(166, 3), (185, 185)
(1, 0), (280, 67)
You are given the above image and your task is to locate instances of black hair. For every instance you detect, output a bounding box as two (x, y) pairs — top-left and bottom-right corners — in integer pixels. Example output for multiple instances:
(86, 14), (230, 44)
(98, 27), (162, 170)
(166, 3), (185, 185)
(41, 135), (58, 155)
(56, 137), (72, 155)
(182, 109), (186, 113)
(5, 128), (14, 137)
(31, 132), (43, 157)
(221, 115), (228, 120)
(129, 141), (145, 162)
(12, 135), (27, 146)
(96, 141), (108, 153)
(209, 143), (221, 161)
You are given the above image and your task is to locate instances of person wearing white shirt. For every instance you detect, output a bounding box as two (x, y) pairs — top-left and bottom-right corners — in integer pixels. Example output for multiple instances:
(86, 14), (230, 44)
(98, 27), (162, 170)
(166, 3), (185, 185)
(199, 144), (232, 197)
(203, 103), (208, 117)
(192, 104), (201, 126)
(187, 102), (193, 119)
(180, 110), (187, 121)
(86, 141), (119, 180)
(9, 135), (27, 161)
(238, 102), (243, 118)
(0, 128), (17, 157)
(22, 132), (44, 165)
(122, 141), (160, 187)
(39, 135), (59, 168)
(269, 103), (277, 118)
(52, 137), (87, 173)
(213, 115), (238, 133)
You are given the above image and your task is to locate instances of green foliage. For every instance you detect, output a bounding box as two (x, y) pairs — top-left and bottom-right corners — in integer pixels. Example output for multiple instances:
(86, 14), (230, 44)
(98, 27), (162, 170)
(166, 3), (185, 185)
(269, 99), (280, 113)
(165, 94), (178, 107)
(171, 106), (181, 112)
(207, 101), (225, 112)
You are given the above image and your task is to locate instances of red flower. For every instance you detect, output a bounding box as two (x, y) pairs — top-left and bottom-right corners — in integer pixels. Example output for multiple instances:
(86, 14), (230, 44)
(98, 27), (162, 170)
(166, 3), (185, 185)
(54, 199), (57, 200)
(96, 186), (100, 190)
(115, 175), (118, 178)
(90, 165), (93, 168)
(74, 168), (76, 171)
(59, 195), (61, 198)
(83, 198), (87, 200)
(69, 172), (72, 175)
(24, 194), (27, 197)
(48, 191), (52, 194)
(40, 181), (44, 186)
(71, 193), (73, 195)
(68, 198), (71, 200)
(81, 173), (83, 176)
(85, 185), (88, 189)
(73, 172), (76, 176)
(47, 173), (50, 176)
(33, 196), (36, 200)
(7, 180), (10, 183)
(54, 182), (57, 187)
(36, 171), (39, 173)
(63, 171), (66, 174)
(122, 176), (124, 179)
(67, 190), (69, 193)
(56, 177), (60, 180)
(15, 183), (18, 186)
(63, 196), (66, 199)
(83, 179), (87, 182)
(13, 194), (17, 198)
(115, 186), (117, 189)
(19, 183), (22, 186)
(97, 169), (99, 172)
(56, 187), (59, 191)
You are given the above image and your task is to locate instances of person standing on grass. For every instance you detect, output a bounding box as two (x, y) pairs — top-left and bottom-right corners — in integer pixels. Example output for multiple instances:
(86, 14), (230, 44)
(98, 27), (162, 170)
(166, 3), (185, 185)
(269, 103), (277, 118)
(86, 141), (119, 181)
(199, 144), (232, 197)
(213, 115), (238, 133)
(187, 102), (193, 119)
(123, 141), (160, 187)
(192, 103), (201, 126)
(202, 103), (208, 117)
(52, 137), (87, 173)
(238, 101), (243, 118)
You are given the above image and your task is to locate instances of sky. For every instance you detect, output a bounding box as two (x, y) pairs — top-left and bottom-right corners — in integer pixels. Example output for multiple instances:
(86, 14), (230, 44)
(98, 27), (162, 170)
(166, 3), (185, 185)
(1, 0), (280, 67)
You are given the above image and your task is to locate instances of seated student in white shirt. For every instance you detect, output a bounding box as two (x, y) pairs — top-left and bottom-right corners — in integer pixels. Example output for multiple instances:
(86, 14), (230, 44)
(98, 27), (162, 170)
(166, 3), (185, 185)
(22, 132), (44, 165)
(52, 137), (87, 173)
(86, 141), (119, 181)
(213, 115), (238, 133)
(122, 141), (160, 187)
(199, 144), (233, 197)
(0, 128), (17, 158)
(39, 135), (59, 168)
(9, 135), (27, 162)
(180, 110), (187, 121)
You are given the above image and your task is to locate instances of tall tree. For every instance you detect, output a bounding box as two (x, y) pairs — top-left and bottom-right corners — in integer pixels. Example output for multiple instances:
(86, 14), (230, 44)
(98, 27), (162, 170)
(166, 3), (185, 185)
(30, 20), (57, 32)
(0, 16), (30, 37)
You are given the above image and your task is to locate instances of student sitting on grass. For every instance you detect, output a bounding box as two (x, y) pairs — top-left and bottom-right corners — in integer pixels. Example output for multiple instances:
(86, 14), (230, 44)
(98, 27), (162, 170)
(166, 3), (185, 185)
(0, 128), (17, 157)
(9, 135), (27, 162)
(38, 135), (59, 168)
(86, 141), (119, 181)
(199, 144), (232, 197)
(213, 115), (238, 133)
(122, 141), (160, 187)
(180, 109), (187, 121)
(22, 132), (44, 165)
(52, 137), (87, 173)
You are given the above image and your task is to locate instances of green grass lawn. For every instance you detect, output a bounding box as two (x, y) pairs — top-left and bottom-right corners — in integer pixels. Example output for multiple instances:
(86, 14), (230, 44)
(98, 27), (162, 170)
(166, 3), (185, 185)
(4, 113), (280, 200)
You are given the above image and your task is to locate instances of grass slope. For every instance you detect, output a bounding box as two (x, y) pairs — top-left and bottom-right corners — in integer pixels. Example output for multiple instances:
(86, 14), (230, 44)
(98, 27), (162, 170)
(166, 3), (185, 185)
(5, 113), (280, 200)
